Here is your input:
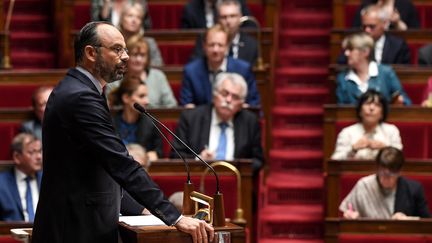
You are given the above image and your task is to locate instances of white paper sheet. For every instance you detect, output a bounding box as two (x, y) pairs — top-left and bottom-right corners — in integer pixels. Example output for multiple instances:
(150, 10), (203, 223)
(119, 215), (166, 226)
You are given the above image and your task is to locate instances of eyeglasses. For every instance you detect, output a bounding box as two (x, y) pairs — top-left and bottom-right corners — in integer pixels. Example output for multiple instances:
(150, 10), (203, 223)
(218, 89), (242, 101)
(377, 169), (399, 178)
(94, 44), (128, 57)
(361, 24), (377, 30)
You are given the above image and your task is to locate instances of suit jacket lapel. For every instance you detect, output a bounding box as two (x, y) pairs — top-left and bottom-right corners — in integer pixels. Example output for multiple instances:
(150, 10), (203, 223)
(233, 111), (242, 158)
(6, 170), (24, 216)
(201, 59), (213, 103)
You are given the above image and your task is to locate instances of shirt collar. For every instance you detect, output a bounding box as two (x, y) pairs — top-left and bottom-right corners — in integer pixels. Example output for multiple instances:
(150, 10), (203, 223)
(211, 107), (233, 128)
(232, 33), (240, 46)
(208, 57), (228, 73)
(345, 61), (379, 83)
(375, 35), (386, 49)
(76, 66), (103, 95)
(14, 168), (29, 181)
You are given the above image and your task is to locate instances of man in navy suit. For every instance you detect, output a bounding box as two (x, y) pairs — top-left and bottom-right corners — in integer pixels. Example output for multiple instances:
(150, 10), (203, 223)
(338, 4), (410, 65)
(180, 23), (260, 107)
(190, 0), (258, 66)
(0, 133), (42, 221)
(31, 22), (213, 243)
(173, 72), (263, 175)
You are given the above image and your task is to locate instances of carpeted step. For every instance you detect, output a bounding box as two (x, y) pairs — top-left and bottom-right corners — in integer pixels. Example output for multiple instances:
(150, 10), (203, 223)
(272, 106), (323, 128)
(259, 204), (323, 239)
(278, 49), (329, 67)
(274, 86), (329, 105)
(260, 239), (324, 243)
(275, 67), (328, 86)
(279, 29), (329, 48)
(11, 51), (55, 69)
(264, 171), (323, 203)
(269, 148), (323, 170)
(280, 12), (332, 29)
(10, 14), (49, 32)
(271, 128), (323, 151)
(10, 32), (55, 52)
(281, 0), (331, 12)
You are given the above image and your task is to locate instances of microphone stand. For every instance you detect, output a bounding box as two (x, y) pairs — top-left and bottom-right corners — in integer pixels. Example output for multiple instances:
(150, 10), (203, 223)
(134, 104), (226, 226)
(239, 15), (264, 71)
(2, 0), (14, 69)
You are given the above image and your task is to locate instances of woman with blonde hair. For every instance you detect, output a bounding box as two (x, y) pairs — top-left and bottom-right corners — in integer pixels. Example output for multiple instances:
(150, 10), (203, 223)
(336, 32), (411, 105)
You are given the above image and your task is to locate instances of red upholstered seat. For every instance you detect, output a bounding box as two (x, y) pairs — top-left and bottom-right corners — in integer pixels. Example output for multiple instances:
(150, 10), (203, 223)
(0, 236), (20, 243)
(148, 3), (184, 29)
(158, 43), (194, 65)
(74, 3), (91, 30)
(339, 234), (428, 243)
(151, 175), (238, 218)
(0, 85), (39, 108)
(0, 122), (21, 160)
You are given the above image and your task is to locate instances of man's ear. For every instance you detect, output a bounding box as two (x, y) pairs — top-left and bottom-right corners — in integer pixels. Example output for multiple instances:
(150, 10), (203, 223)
(12, 151), (22, 165)
(85, 45), (98, 62)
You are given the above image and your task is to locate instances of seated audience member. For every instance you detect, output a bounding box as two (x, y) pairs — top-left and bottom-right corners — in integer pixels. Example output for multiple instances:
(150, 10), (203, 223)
(336, 32), (411, 105)
(190, 0), (258, 66)
(106, 35), (177, 108)
(338, 4), (410, 65)
(339, 147), (430, 219)
(91, 0), (152, 29)
(173, 72), (264, 175)
(180, 0), (251, 29)
(332, 90), (402, 160)
(418, 44), (432, 66)
(0, 133), (42, 221)
(109, 77), (163, 161)
(351, 0), (420, 30)
(120, 143), (152, 216)
(118, 2), (163, 66)
(180, 24), (260, 107)
(20, 86), (53, 140)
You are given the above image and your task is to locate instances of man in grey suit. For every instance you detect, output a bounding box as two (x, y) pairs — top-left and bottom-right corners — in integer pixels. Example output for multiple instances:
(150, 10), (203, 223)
(32, 21), (213, 243)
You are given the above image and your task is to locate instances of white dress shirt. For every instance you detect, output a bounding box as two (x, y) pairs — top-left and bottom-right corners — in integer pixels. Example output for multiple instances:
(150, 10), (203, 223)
(374, 35), (386, 64)
(15, 168), (39, 221)
(208, 108), (235, 160)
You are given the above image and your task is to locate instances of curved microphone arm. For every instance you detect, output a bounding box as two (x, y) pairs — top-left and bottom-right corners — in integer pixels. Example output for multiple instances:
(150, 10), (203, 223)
(239, 15), (264, 70)
(133, 103), (220, 193)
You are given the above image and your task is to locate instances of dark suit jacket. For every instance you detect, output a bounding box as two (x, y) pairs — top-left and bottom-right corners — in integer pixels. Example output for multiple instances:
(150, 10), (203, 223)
(394, 176), (430, 217)
(352, 0), (420, 29)
(112, 112), (163, 157)
(190, 32), (258, 66)
(32, 68), (179, 243)
(180, 0), (251, 29)
(0, 169), (42, 221)
(170, 105), (264, 173)
(337, 34), (410, 65)
(180, 57), (261, 106)
(418, 44), (432, 65)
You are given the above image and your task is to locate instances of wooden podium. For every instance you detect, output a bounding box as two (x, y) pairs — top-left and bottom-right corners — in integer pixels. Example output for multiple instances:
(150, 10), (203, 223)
(119, 222), (246, 243)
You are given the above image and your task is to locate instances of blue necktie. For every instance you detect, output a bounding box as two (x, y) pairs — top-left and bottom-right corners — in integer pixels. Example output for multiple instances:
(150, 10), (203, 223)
(25, 176), (35, 222)
(215, 122), (228, 160)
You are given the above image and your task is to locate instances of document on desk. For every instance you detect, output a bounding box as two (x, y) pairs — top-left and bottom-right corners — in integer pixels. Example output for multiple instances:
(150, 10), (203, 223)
(119, 215), (166, 226)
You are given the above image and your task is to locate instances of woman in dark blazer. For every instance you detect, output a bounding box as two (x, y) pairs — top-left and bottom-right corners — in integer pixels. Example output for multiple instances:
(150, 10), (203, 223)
(109, 76), (163, 160)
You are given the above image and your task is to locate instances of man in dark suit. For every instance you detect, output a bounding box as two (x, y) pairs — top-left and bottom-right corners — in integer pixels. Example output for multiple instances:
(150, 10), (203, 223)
(0, 133), (42, 221)
(340, 147), (430, 219)
(418, 44), (432, 65)
(31, 22), (213, 243)
(338, 4), (410, 65)
(190, 0), (258, 66)
(180, 24), (260, 108)
(180, 0), (250, 29)
(173, 72), (263, 175)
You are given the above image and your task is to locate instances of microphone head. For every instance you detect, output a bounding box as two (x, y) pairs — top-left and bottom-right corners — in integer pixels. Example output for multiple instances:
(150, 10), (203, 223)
(133, 103), (146, 113)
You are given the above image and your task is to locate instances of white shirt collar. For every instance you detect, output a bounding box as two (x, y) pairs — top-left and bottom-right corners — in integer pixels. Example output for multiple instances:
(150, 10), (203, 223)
(374, 35), (386, 63)
(208, 57), (228, 73)
(211, 108), (233, 128)
(345, 61), (379, 93)
(76, 66), (103, 95)
(14, 168), (28, 181)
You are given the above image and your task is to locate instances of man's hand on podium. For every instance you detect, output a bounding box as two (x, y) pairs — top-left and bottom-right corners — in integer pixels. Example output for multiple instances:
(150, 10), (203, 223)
(175, 217), (215, 243)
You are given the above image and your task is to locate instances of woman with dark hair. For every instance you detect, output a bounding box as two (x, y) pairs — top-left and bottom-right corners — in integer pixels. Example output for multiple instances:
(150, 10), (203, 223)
(335, 32), (411, 105)
(110, 78), (163, 161)
(331, 90), (402, 160)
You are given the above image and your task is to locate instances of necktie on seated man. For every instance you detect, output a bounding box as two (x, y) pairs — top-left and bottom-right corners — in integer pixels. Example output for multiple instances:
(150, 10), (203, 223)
(215, 122), (228, 160)
(25, 176), (35, 222)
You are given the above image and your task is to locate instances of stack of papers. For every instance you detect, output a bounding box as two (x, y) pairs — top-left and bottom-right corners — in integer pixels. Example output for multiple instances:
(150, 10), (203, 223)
(119, 215), (166, 226)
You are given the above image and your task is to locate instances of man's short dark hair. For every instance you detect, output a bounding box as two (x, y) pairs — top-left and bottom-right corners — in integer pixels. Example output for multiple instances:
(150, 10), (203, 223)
(355, 89), (388, 123)
(10, 133), (38, 154)
(376, 146), (404, 172)
(74, 21), (109, 64)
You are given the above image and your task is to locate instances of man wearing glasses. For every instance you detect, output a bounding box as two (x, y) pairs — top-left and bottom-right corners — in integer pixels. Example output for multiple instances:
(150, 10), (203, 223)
(172, 72), (263, 176)
(32, 22), (214, 243)
(339, 146), (430, 219)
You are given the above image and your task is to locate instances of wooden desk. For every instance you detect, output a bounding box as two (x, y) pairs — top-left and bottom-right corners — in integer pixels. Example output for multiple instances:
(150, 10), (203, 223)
(325, 217), (432, 243)
(0, 222), (32, 235)
(119, 222), (245, 243)
(325, 159), (432, 217)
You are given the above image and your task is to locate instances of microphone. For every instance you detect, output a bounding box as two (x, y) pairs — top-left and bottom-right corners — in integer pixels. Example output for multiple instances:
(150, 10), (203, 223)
(133, 104), (225, 226)
(133, 103), (220, 193)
